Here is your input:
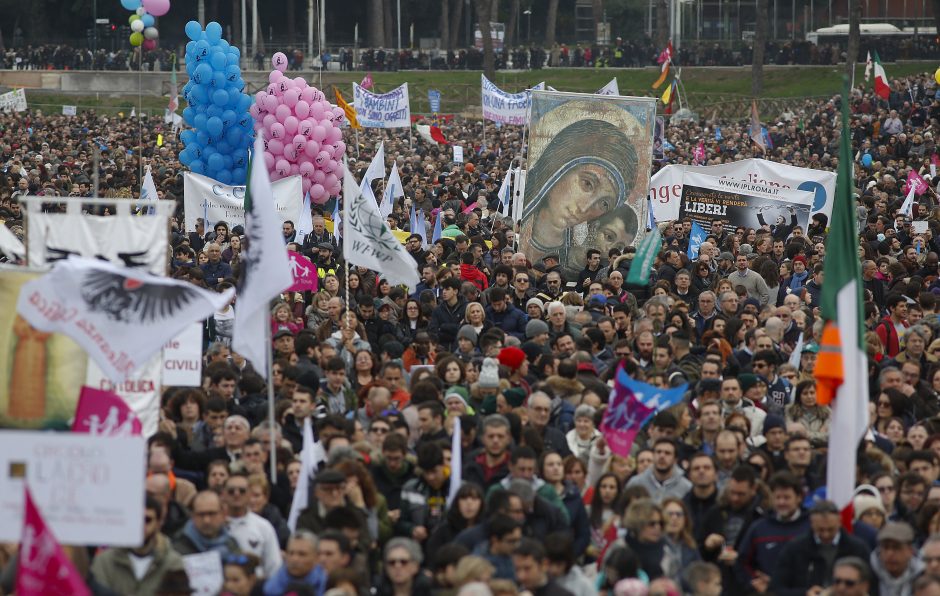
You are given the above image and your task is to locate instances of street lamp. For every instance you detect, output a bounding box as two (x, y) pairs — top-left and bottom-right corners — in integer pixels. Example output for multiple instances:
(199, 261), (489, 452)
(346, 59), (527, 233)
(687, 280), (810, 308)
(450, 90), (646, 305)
(523, 8), (532, 43)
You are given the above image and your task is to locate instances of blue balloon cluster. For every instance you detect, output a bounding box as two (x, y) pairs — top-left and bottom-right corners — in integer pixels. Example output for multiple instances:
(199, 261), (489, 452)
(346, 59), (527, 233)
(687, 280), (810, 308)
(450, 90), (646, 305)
(179, 21), (253, 185)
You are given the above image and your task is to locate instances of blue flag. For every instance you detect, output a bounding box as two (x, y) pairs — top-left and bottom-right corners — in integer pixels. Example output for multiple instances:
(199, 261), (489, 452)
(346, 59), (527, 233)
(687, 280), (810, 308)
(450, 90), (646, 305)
(647, 198), (656, 231)
(715, 126), (722, 141)
(409, 201), (418, 235)
(617, 367), (688, 427)
(687, 221), (706, 260)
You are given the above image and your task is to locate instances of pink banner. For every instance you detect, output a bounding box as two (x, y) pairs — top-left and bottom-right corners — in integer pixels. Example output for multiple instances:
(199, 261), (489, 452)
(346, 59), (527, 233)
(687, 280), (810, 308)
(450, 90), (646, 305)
(16, 486), (91, 596)
(600, 387), (655, 458)
(287, 251), (319, 293)
(72, 386), (142, 436)
(908, 170), (929, 196)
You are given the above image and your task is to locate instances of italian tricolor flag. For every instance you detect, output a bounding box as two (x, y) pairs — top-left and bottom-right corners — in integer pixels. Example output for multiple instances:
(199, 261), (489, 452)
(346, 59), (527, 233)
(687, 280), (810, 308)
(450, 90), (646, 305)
(815, 88), (869, 522)
(872, 51), (890, 100)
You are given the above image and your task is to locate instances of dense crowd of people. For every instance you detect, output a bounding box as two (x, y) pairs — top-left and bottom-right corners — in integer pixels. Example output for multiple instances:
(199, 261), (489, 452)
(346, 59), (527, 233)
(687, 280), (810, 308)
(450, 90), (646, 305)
(9, 65), (940, 595)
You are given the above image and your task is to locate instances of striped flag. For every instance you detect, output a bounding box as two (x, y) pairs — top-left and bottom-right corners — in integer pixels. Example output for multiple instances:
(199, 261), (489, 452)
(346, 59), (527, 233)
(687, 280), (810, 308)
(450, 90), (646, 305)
(872, 51), (890, 100)
(815, 80), (869, 519)
(652, 42), (673, 89)
(334, 88), (361, 130)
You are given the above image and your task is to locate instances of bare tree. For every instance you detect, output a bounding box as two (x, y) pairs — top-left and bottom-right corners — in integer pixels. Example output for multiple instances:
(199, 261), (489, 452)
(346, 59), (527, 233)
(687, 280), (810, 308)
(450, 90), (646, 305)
(655, 0), (668, 48)
(846, 0), (861, 83)
(287, 0), (296, 46)
(369, 0), (385, 47)
(477, 0), (495, 78)
(545, 0), (560, 46)
(505, 0), (519, 47)
(441, 0), (450, 50)
(449, 0), (464, 49)
(384, 0), (395, 49)
(751, 0), (767, 97)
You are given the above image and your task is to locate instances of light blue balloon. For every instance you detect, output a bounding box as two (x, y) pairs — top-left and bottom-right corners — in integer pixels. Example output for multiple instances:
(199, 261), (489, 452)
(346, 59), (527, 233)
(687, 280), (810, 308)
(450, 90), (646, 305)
(180, 129), (197, 145)
(182, 107), (196, 125)
(120, 0), (142, 10)
(212, 88), (229, 107)
(207, 153), (224, 172)
(232, 168), (246, 183)
(193, 63), (212, 85)
(226, 128), (243, 146)
(185, 21), (203, 41)
(141, 14), (155, 27)
(210, 51), (226, 71)
(178, 150), (191, 165)
(190, 160), (206, 175)
(861, 153), (873, 168)
(221, 109), (236, 128)
(193, 113), (207, 131)
(196, 131), (210, 146)
(205, 22), (223, 43)
(190, 84), (209, 105)
(206, 105), (223, 118)
(207, 116), (223, 137)
(217, 169), (233, 185)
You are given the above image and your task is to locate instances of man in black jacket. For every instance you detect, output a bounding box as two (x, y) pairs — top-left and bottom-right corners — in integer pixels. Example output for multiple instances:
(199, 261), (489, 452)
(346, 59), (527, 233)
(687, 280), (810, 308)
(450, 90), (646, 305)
(770, 500), (872, 596)
(429, 277), (467, 350)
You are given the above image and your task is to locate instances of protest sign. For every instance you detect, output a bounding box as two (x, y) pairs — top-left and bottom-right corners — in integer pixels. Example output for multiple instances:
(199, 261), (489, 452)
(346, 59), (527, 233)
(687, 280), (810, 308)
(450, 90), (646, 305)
(183, 552), (224, 596)
(0, 88), (27, 112)
(183, 172), (303, 233)
(481, 75), (530, 125)
(649, 159), (836, 222)
(85, 355), (162, 437)
(72, 386), (143, 436)
(453, 145), (464, 163)
(24, 199), (174, 276)
(352, 82), (411, 128)
(520, 90), (655, 280)
(0, 431), (145, 546)
(428, 89), (441, 113)
(679, 171), (815, 233)
(62, 105), (77, 116)
(162, 323), (203, 387)
(287, 251), (319, 292)
(0, 267), (88, 431)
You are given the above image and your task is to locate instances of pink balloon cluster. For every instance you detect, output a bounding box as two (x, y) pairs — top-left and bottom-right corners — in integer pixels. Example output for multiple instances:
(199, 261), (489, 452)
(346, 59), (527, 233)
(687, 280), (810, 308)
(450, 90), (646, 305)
(249, 52), (346, 203)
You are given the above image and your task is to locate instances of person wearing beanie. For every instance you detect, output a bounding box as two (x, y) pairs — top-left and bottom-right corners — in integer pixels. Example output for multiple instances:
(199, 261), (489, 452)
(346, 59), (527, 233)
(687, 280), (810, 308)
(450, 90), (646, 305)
(525, 297), (545, 321)
(454, 325), (482, 362)
(525, 319), (551, 346)
(498, 347), (531, 396)
(443, 386), (474, 416)
(472, 357), (503, 414)
(758, 414), (788, 472)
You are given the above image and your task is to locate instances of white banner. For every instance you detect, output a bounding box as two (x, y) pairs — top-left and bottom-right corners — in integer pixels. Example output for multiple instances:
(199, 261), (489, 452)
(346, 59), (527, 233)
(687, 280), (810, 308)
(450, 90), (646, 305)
(183, 172), (303, 234)
(62, 105), (77, 116)
(25, 200), (173, 276)
(0, 431), (145, 546)
(86, 354), (162, 437)
(352, 82), (411, 128)
(649, 158), (836, 223)
(597, 78), (620, 96)
(481, 75), (530, 125)
(0, 88), (27, 112)
(183, 552), (224, 596)
(162, 323), (203, 387)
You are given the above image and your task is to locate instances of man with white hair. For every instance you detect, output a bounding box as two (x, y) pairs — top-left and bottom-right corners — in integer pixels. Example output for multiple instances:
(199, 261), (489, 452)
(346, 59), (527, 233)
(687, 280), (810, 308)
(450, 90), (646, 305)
(546, 301), (581, 342)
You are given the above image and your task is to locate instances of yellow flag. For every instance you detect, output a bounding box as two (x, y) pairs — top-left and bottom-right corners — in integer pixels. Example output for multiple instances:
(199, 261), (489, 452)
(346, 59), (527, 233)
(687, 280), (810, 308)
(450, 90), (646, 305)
(660, 81), (673, 105)
(157, 134), (164, 147)
(334, 88), (362, 130)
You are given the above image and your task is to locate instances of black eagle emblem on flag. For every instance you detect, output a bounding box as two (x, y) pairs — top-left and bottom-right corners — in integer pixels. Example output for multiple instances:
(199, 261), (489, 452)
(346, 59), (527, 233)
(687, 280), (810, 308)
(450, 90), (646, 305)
(81, 269), (200, 323)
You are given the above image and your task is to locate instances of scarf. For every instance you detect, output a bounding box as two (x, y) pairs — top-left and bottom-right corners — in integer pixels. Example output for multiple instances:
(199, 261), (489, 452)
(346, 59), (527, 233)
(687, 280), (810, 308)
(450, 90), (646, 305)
(788, 270), (809, 291)
(180, 521), (237, 558)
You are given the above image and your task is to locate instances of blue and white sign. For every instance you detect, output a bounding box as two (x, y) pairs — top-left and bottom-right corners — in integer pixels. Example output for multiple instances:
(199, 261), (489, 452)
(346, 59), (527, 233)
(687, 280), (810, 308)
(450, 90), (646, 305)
(428, 89), (441, 113)
(352, 82), (411, 128)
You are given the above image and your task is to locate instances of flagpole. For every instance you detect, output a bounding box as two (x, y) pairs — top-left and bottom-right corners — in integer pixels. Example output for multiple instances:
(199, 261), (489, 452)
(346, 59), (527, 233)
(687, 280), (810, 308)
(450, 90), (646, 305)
(266, 318), (277, 481)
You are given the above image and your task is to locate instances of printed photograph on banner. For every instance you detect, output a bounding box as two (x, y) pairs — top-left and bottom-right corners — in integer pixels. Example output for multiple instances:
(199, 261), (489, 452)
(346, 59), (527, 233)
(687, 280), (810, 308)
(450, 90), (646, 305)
(653, 116), (665, 160)
(679, 171), (815, 234)
(0, 268), (87, 430)
(519, 91), (656, 280)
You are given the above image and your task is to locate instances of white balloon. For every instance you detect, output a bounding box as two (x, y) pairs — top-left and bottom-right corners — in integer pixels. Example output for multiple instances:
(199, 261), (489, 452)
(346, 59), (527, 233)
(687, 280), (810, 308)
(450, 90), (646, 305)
(143, 26), (159, 40)
(130, 20), (145, 32)
(136, 6), (146, 14)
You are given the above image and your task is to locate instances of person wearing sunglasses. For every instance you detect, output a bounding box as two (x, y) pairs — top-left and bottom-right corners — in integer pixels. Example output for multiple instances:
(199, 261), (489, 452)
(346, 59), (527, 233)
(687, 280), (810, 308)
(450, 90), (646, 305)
(376, 537), (431, 596)
(770, 501), (873, 595)
(223, 471), (283, 579)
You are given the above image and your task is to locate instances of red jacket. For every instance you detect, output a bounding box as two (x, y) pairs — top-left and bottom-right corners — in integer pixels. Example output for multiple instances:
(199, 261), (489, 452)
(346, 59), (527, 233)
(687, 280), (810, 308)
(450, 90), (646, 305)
(875, 315), (908, 358)
(460, 264), (489, 291)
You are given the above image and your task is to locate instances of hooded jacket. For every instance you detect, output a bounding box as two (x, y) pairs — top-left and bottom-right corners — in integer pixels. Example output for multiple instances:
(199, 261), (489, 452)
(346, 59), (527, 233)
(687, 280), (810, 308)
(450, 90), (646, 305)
(625, 465), (693, 503)
(870, 547), (923, 596)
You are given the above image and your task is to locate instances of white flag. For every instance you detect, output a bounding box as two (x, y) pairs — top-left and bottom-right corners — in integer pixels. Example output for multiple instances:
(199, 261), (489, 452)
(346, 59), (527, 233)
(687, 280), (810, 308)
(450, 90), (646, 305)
(130, 107), (136, 118)
(381, 162), (404, 219)
(359, 142), (386, 209)
(498, 170), (513, 217)
(0, 224), (25, 259)
(343, 165), (420, 291)
(510, 168), (527, 222)
(415, 124), (437, 145)
(789, 332), (804, 369)
(287, 417), (326, 531)
(447, 415), (462, 507)
(140, 165), (158, 215)
(296, 191), (313, 245)
(864, 52), (872, 82)
(233, 138), (294, 375)
(16, 257), (234, 382)
(597, 78), (620, 96)
(900, 185), (916, 217)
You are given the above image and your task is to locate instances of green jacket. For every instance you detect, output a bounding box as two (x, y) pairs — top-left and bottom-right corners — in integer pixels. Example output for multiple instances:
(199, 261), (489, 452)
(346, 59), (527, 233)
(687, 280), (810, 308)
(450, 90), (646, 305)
(485, 477), (570, 524)
(90, 533), (185, 596)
